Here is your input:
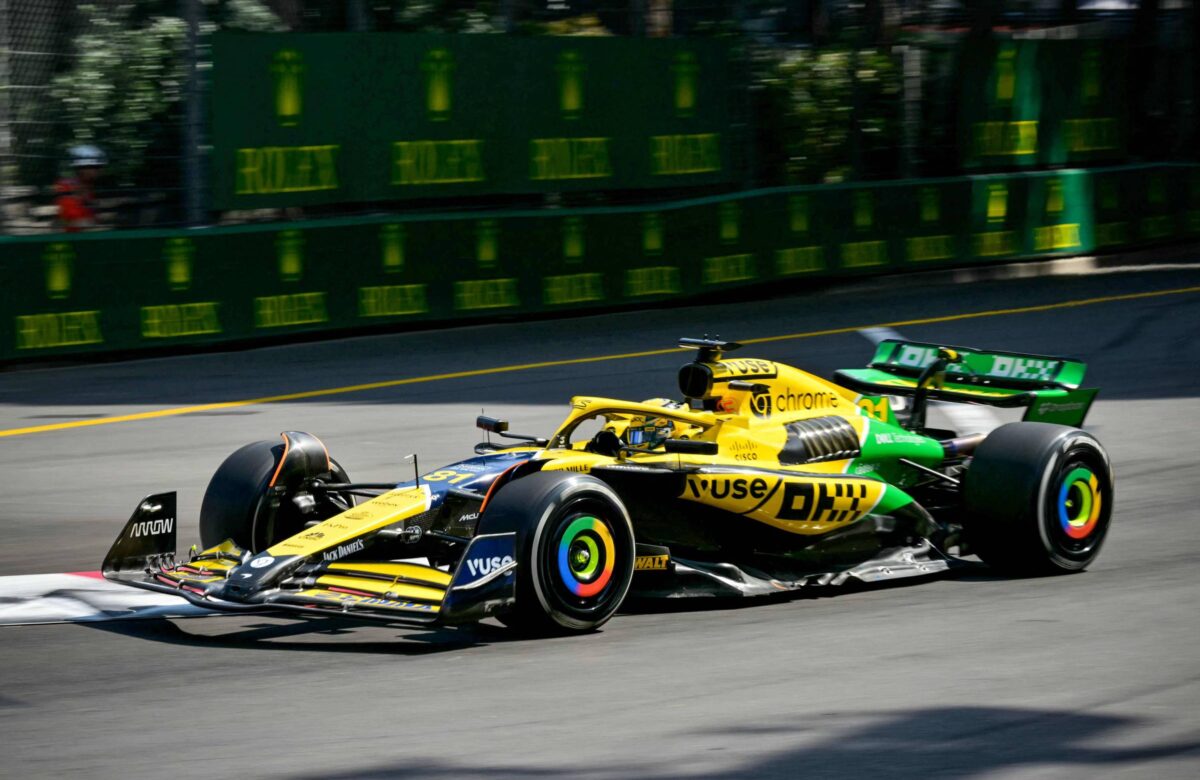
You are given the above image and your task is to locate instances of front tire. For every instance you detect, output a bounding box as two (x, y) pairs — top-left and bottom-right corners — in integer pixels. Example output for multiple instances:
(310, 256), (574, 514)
(964, 422), (1114, 574)
(199, 438), (352, 551)
(478, 472), (636, 634)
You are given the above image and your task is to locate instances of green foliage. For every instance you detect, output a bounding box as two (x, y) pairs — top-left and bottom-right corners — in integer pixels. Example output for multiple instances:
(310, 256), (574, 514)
(372, 2), (503, 33)
(758, 47), (901, 184)
(48, 1), (283, 188)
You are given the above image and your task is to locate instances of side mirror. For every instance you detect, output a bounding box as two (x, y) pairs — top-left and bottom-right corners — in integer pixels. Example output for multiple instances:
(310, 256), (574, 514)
(590, 430), (623, 458)
(477, 416), (509, 434)
(664, 439), (718, 456)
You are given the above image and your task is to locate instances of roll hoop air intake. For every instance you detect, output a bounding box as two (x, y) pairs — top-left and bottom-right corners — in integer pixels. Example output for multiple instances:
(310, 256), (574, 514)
(677, 337), (742, 401)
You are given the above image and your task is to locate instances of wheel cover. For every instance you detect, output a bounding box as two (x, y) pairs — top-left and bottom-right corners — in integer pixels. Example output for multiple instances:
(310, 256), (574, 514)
(556, 515), (616, 599)
(1042, 447), (1111, 562)
(1058, 466), (1102, 540)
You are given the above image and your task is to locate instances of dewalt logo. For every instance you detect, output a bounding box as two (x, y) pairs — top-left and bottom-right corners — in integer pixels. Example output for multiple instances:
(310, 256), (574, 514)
(635, 555), (669, 571)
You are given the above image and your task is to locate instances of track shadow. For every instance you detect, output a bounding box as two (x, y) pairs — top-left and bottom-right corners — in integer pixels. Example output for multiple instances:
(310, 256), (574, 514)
(80, 613), (522, 656)
(286, 705), (1199, 779)
(75, 566), (980, 652)
(620, 561), (976, 615)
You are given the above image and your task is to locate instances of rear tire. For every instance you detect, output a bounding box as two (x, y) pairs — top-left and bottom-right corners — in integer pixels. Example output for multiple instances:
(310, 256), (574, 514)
(964, 422), (1113, 575)
(478, 472), (635, 635)
(199, 439), (352, 551)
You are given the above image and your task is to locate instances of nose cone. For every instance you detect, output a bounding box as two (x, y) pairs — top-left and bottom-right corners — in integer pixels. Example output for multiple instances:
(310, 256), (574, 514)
(221, 554), (298, 598)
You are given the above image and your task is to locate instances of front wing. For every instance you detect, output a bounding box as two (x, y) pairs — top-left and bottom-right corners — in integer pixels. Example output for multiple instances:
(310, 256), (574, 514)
(101, 493), (517, 627)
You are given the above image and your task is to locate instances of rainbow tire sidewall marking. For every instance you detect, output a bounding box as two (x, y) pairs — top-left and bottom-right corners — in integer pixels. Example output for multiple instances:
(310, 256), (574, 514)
(556, 515), (616, 599)
(1057, 466), (1102, 540)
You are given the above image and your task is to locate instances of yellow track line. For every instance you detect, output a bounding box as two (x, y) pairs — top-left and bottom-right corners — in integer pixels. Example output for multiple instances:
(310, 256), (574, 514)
(2, 284), (1198, 439)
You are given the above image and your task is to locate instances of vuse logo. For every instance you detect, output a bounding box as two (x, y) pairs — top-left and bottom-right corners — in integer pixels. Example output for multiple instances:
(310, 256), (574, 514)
(466, 555), (514, 578)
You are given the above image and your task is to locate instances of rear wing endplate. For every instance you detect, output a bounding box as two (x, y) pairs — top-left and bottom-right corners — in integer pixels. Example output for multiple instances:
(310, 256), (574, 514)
(835, 340), (1098, 427)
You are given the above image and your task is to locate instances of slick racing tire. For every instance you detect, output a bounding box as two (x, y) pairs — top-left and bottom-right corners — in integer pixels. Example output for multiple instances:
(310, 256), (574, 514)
(964, 422), (1114, 575)
(199, 438), (352, 552)
(478, 472), (635, 635)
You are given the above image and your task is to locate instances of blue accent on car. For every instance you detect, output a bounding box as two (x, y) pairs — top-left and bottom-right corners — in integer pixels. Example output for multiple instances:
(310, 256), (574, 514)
(395, 451), (535, 511)
(450, 533), (517, 588)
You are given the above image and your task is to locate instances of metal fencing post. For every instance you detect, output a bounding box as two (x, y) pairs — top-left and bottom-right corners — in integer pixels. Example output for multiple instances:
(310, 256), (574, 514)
(0, 0), (11, 233)
(503, 0), (516, 34)
(181, 0), (204, 227)
(900, 44), (922, 178)
(347, 0), (369, 32)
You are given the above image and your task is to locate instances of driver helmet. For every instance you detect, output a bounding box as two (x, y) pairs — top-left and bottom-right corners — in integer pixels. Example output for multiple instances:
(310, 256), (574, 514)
(625, 415), (675, 450)
(68, 144), (107, 169)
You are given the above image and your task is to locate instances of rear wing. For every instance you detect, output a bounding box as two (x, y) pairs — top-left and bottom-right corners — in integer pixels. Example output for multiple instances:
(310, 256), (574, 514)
(835, 340), (1098, 427)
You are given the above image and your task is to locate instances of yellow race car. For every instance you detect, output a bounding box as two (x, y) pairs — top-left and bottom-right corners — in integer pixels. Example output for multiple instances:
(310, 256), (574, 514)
(103, 337), (1114, 634)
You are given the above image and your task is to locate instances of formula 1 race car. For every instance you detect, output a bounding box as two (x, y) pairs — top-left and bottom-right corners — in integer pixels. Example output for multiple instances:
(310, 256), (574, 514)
(103, 338), (1114, 634)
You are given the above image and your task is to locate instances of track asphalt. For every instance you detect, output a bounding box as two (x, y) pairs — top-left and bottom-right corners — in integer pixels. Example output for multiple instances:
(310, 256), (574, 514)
(1, 267), (1198, 778)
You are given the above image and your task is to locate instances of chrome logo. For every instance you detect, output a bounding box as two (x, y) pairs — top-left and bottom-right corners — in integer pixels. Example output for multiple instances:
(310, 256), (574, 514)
(557, 515), (615, 598)
(1058, 467), (1102, 540)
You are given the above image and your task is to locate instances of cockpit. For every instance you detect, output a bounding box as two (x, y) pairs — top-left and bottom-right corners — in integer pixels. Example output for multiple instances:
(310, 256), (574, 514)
(549, 398), (713, 457)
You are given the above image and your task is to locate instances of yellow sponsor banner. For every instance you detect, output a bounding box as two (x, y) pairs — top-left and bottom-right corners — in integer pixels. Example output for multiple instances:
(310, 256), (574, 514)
(254, 292), (328, 329)
(974, 120), (1038, 157)
(649, 133), (720, 175)
(454, 278), (518, 311)
(840, 240), (888, 268)
(906, 235), (954, 263)
(625, 266), (680, 297)
(235, 145), (340, 195)
(530, 138), (612, 181)
(973, 230), (1016, 257)
(1063, 118), (1118, 154)
(15, 311), (103, 350)
(702, 253), (755, 285)
(1033, 223), (1082, 252)
(391, 140), (485, 185)
(544, 273), (604, 306)
(141, 302), (222, 339)
(359, 285), (429, 318)
(775, 246), (823, 276)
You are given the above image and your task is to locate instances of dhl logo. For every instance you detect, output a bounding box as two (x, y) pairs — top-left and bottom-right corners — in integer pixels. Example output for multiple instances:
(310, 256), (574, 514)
(682, 474), (885, 535)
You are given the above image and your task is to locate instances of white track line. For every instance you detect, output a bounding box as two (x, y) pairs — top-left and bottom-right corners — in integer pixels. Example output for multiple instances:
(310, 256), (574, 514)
(857, 326), (904, 345)
(0, 572), (213, 626)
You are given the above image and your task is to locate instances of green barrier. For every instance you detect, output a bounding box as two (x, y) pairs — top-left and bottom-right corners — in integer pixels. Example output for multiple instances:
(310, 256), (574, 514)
(212, 33), (735, 209)
(956, 40), (1126, 170)
(2, 163), (1195, 364)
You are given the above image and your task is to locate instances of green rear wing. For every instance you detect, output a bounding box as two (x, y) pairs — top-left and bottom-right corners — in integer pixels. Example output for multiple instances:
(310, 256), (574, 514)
(835, 340), (1098, 427)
